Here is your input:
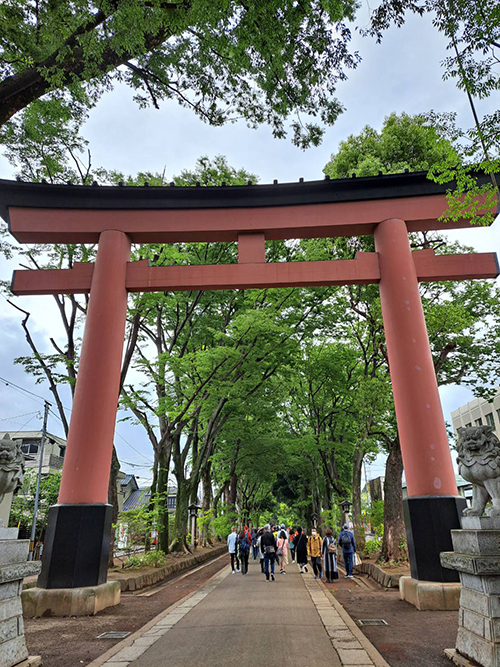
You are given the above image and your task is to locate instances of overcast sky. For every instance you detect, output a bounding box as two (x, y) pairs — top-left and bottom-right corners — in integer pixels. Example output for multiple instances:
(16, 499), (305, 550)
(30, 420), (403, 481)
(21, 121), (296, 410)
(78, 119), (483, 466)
(0, 8), (498, 483)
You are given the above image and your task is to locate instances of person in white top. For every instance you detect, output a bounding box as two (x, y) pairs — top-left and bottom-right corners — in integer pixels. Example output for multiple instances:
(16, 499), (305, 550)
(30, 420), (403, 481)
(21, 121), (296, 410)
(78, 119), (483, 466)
(227, 526), (240, 573)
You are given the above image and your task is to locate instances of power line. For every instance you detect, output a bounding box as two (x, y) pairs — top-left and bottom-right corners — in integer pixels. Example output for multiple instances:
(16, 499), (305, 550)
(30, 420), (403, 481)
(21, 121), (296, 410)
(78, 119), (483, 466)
(0, 374), (153, 464)
(115, 430), (153, 463)
(0, 376), (51, 404)
(11, 412), (40, 437)
(120, 460), (153, 468)
(0, 411), (39, 422)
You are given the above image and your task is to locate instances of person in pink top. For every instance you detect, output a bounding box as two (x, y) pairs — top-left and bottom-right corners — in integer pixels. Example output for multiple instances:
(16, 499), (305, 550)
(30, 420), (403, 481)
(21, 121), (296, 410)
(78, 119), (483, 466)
(276, 524), (289, 574)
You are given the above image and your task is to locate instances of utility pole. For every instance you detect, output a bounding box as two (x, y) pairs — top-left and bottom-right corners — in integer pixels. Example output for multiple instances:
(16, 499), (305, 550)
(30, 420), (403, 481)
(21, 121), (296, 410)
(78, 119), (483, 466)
(28, 400), (50, 561)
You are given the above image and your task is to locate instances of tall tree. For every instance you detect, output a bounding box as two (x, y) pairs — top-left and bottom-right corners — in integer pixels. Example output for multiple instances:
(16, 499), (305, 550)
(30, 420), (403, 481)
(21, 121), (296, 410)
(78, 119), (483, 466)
(323, 111), (459, 178)
(0, 0), (359, 146)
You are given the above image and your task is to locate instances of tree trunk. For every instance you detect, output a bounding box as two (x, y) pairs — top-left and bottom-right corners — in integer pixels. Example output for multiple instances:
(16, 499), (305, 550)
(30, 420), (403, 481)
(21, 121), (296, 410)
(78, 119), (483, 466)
(228, 472), (238, 511)
(170, 480), (191, 552)
(107, 446), (121, 568)
(381, 437), (407, 562)
(352, 446), (365, 551)
(201, 463), (212, 546)
(157, 441), (171, 553)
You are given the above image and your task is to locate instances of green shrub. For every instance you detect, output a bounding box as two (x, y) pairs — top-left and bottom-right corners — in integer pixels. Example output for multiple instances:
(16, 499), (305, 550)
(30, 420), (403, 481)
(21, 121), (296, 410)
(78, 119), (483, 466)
(124, 550), (166, 569)
(369, 500), (384, 535)
(212, 514), (235, 540)
(364, 538), (381, 557)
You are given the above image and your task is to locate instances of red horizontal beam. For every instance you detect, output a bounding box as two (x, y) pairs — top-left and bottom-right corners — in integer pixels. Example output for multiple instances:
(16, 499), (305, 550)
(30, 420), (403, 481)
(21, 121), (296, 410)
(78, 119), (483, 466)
(12, 262), (95, 295)
(8, 194), (486, 244)
(11, 252), (499, 296)
(126, 254), (380, 292)
(412, 249), (499, 281)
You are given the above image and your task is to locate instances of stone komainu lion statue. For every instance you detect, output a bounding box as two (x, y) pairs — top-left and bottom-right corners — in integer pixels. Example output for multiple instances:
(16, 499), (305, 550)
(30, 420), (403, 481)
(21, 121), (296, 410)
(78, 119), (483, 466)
(0, 433), (25, 504)
(457, 425), (500, 517)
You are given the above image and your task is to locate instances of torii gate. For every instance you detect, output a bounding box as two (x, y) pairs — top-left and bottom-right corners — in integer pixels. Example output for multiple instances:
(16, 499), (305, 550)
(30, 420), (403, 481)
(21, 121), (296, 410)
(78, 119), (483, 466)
(1, 172), (498, 593)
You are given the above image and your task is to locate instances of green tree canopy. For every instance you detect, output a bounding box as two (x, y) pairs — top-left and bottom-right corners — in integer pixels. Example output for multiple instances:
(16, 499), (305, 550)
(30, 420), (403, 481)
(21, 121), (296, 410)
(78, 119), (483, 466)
(323, 112), (459, 178)
(0, 0), (359, 146)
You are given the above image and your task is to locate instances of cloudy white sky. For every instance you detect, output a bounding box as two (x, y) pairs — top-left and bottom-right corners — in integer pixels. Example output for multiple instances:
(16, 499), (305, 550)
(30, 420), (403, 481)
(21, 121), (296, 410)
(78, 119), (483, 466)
(0, 7), (498, 483)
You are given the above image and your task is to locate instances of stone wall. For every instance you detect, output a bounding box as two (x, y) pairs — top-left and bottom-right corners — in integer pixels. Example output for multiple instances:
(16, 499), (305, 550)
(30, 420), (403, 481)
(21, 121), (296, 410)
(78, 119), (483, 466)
(112, 544), (227, 592)
(353, 561), (403, 588)
(0, 526), (40, 667)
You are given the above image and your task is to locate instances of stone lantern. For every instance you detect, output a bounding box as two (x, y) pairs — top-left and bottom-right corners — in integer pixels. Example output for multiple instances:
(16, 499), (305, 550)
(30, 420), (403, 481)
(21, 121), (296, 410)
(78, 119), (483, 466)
(340, 499), (352, 527)
(188, 504), (201, 548)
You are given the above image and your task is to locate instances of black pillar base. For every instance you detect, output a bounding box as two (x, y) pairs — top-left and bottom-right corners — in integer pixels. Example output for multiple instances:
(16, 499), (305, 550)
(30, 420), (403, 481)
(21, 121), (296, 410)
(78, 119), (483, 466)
(403, 495), (466, 583)
(38, 504), (112, 589)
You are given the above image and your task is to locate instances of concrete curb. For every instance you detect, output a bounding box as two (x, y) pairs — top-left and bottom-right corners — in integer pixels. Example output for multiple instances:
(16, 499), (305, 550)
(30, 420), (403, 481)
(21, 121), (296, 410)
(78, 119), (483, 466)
(86, 556), (229, 667)
(110, 544), (226, 592)
(354, 562), (404, 589)
(302, 569), (391, 667)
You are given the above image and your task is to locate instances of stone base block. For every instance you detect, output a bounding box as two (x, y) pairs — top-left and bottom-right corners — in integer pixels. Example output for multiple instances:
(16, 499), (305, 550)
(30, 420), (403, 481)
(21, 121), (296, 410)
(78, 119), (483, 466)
(13, 658), (42, 667)
(404, 495), (467, 582)
(445, 648), (482, 666)
(461, 573), (500, 595)
(461, 587), (500, 618)
(0, 541), (29, 567)
(21, 581), (120, 618)
(399, 575), (461, 610)
(462, 517), (500, 531)
(0, 635), (28, 667)
(457, 626), (500, 667)
(441, 551), (500, 577)
(38, 504), (112, 589)
(452, 530), (500, 557)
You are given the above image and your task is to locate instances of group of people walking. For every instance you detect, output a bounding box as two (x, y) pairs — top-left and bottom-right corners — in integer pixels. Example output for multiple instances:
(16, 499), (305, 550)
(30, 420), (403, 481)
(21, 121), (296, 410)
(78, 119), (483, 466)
(227, 522), (357, 582)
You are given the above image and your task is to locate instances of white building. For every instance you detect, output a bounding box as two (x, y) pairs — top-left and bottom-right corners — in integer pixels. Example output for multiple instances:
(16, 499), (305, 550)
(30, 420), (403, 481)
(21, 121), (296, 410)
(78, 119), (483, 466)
(0, 430), (66, 474)
(450, 387), (500, 435)
(0, 430), (142, 509)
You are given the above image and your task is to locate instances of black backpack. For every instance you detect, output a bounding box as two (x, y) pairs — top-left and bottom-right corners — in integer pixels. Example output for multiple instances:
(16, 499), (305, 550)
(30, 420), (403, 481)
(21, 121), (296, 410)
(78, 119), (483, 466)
(341, 532), (352, 549)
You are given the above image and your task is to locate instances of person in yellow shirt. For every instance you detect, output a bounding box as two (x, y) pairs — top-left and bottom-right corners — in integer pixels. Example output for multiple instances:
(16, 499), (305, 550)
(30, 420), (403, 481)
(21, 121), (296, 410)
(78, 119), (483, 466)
(307, 528), (323, 579)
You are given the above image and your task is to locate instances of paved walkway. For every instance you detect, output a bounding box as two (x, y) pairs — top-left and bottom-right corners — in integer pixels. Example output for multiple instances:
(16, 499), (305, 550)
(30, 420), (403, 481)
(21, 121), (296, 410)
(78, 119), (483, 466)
(92, 559), (389, 667)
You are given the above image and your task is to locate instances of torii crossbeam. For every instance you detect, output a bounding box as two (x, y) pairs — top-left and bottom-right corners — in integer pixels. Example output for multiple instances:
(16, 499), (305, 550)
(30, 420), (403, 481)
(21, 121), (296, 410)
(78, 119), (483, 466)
(1, 171), (498, 593)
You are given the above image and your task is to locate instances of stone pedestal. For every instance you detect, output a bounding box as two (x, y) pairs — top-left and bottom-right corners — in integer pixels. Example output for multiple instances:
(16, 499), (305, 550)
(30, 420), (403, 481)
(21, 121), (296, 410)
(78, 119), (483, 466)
(399, 575), (461, 610)
(0, 524), (41, 667)
(0, 493), (13, 527)
(441, 516), (500, 667)
(22, 581), (120, 618)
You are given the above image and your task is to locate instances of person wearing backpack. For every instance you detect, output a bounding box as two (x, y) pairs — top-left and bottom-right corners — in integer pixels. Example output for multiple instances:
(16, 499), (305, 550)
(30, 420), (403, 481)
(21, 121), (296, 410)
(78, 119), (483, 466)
(338, 523), (356, 578)
(322, 527), (339, 583)
(237, 530), (250, 575)
(261, 524), (277, 581)
(293, 527), (308, 573)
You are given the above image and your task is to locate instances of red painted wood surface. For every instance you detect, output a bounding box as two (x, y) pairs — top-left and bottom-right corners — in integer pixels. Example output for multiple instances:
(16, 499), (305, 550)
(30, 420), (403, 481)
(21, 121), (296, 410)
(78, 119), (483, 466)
(58, 230), (131, 504)
(375, 219), (458, 498)
(11, 251), (498, 295)
(8, 194), (477, 243)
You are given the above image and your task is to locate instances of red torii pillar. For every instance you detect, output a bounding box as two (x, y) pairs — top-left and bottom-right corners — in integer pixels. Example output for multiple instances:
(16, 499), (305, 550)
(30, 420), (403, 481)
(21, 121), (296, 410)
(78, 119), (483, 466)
(39, 231), (131, 589)
(375, 219), (466, 582)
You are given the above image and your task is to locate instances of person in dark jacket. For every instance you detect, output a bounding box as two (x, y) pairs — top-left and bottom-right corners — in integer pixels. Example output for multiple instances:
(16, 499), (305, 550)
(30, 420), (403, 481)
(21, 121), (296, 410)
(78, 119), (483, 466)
(322, 527), (339, 583)
(237, 530), (250, 575)
(251, 528), (259, 560)
(260, 524), (277, 581)
(293, 526), (308, 573)
(338, 523), (356, 578)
